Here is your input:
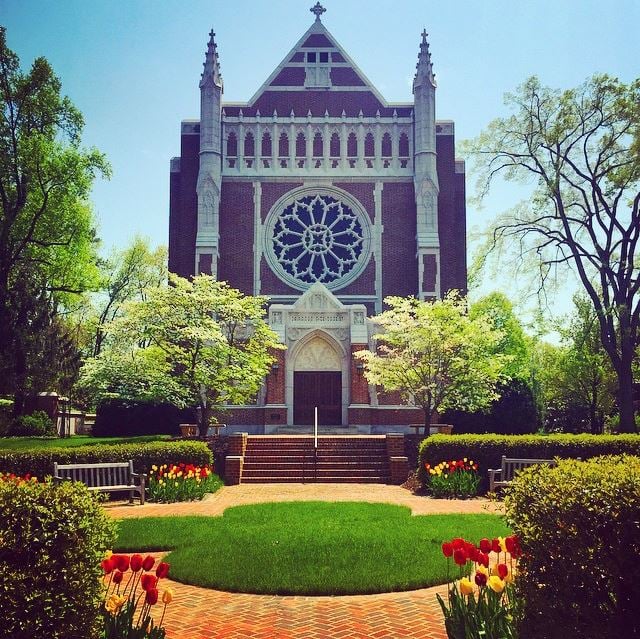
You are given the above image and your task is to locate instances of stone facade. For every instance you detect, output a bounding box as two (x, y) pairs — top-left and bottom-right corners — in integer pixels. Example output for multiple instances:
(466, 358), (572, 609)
(168, 6), (466, 433)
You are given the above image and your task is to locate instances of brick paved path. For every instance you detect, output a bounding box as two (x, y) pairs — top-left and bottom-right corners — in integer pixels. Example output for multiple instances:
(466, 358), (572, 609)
(106, 485), (501, 638)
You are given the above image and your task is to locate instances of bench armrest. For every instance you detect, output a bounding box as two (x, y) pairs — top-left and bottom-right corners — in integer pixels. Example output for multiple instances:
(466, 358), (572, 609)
(487, 468), (502, 492)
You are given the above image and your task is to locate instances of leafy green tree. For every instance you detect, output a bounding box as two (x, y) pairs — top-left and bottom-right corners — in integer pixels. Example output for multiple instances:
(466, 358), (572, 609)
(0, 27), (108, 409)
(355, 293), (511, 435)
(86, 236), (167, 357)
(540, 296), (616, 433)
(465, 75), (640, 432)
(79, 275), (282, 432)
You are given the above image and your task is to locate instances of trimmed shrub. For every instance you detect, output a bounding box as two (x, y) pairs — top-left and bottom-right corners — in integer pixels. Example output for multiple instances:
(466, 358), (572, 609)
(504, 455), (640, 638)
(0, 476), (116, 639)
(0, 440), (212, 478)
(8, 410), (57, 436)
(93, 399), (197, 437)
(418, 433), (640, 491)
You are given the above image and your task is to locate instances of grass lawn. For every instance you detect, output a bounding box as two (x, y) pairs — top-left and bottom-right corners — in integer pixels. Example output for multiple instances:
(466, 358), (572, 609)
(0, 434), (171, 451)
(115, 502), (510, 595)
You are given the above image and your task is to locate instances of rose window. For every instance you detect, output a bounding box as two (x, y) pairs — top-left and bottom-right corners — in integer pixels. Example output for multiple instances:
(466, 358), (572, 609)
(271, 194), (365, 286)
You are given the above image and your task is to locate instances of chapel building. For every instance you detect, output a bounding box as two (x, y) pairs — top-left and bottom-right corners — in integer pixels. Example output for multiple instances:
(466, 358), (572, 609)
(168, 4), (467, 433)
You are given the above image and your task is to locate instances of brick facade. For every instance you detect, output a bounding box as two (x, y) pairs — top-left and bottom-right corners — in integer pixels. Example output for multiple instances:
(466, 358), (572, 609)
(167, 12), (466, 433)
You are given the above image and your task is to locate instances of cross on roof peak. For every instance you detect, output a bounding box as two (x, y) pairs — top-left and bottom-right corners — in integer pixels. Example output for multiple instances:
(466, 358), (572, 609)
(310, 2), (326, 21)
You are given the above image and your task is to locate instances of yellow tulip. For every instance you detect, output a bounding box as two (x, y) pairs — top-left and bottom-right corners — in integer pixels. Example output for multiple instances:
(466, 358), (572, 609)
(104, 550), (113, 560)
(459, 577), (474, 596)
(151, 465), (158, 471)
(476, 564), (489, 576)
(162, 588), (174, 604)
(498, 536), (507, 553)
(488, 575), (505, 593)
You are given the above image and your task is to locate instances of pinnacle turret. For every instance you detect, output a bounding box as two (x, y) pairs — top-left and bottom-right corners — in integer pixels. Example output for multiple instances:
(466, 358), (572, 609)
(413, 29), (435, 90)
(200, 29), (222, 89)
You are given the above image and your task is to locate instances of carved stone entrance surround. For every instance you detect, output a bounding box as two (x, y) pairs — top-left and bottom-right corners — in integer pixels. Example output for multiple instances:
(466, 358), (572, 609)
(268, 282), (368, 427)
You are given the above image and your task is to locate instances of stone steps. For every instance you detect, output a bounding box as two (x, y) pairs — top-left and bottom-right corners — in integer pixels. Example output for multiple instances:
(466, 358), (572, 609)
(241, 435), (391, 483)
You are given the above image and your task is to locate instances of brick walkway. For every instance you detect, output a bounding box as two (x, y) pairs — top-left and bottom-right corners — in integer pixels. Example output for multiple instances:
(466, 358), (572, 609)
(106, 485), (501, 638)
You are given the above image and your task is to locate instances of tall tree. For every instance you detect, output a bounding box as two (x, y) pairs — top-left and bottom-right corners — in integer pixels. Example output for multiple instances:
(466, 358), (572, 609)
(0, 27), (108, 408)
(355, 293), (511, 435)
(88, 237), (167, 357)
(465, 75), (640, 432)
(79, 275), (282, 432)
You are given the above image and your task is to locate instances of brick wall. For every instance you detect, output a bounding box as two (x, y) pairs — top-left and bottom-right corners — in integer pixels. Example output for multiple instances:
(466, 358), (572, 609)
(350, 345), (370, 404)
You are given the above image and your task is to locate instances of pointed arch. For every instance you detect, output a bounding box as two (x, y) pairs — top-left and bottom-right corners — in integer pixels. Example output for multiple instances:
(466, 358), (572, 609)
(261, 131), (272, 157)
(226, 131), (237, 157)
(312, 131), (323, 157)
(279, 131), (289, 157)
(347, 131), (358, 157)
(381, 132), (392, 157)
(399, 132), (409, 157)
(364, 132), (375, 157)
(329, 132), (340, 157)
(295, 131), (306, 157)
(244, 131), (255, 157)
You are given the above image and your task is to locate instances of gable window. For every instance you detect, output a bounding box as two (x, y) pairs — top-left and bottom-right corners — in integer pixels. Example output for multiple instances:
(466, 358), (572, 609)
(304, 50), (331, 88)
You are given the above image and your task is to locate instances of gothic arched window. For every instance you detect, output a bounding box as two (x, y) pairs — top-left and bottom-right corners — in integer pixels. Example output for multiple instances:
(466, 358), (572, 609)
(279, 132), (289, 157)
(295, 131), (306, 157)
(226, 132), (237, 157)
(312, 131), (323, 157)
(347, 132), (357, 157)
(261, 131), (272, 157)
(364, 132), (375, 157)
(382, 132), (392, 157)
(244, 131), (255, 157)
(330, 132), (340, 157)
(399, 132), (409, 157)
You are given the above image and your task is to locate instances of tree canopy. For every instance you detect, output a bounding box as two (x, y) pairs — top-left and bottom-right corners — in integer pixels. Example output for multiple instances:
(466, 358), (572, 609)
(465, 74), (640, 432)
(78, 275), (282, 431)
(0, 27), (109, 408)
(355, 293), (511, 435)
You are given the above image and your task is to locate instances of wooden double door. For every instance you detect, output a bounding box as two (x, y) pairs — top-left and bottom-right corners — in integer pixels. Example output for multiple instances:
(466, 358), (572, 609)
(293, 371), (342, 425)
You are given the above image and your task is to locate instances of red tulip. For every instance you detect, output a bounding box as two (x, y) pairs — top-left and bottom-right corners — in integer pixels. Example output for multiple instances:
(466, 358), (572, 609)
(468, 546), (480, 563)
(491, 538), (501, 553)
(475, 572), (487, 587)
(506, 535), (522, 557)
(141, 574), (158, 592)
(497, 563), (508, 579)
(453, 549), (468, 566)
(113, 571), (123, 584)
(156, 562), (170, 579)
(478, 552), (490, 568)
(441, 542), (453, 558)
(142, 555), (155, 571)
(479, 538), (491, 553)
(130, 554), (143, 572)
(114, 555), (130, 572)
(145, 588), (159, 605)
(451, 538), (465, 550)
(101, 558), (115, 574)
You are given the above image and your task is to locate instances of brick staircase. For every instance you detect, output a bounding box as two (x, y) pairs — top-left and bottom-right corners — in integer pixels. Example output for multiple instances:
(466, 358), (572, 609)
(241, 435), (391, 483)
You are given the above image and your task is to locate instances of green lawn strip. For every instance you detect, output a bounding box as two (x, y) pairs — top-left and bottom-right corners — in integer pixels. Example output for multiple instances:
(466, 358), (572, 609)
(115, 502), (510, 595)
(0, 435), (170, 451)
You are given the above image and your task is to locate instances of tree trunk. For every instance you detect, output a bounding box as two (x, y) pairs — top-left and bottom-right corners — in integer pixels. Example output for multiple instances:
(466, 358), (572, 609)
(199, 401), (211, 438)
(422, 407), (433, 437)
(617, 330), (636, 432)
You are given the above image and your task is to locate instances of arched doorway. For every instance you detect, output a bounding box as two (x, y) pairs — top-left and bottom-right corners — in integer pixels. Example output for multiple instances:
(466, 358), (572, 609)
(292, 334), (343, 425)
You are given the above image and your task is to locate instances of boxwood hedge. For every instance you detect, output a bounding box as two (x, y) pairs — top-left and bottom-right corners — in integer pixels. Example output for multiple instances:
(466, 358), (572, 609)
(505, 455), (640, 638)
(0, 440), (212, 478)
(418, 433), (640, 491)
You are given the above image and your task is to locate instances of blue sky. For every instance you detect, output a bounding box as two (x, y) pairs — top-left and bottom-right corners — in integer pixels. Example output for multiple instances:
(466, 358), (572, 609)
(2, 0), (638, 313)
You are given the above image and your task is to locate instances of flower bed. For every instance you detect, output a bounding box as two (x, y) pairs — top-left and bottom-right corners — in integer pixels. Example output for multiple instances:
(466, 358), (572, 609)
(101, 552), (173, 638)
(424, 458), (480, 498)
(148, 463), (221, 502)
(438, 534), (522, 638)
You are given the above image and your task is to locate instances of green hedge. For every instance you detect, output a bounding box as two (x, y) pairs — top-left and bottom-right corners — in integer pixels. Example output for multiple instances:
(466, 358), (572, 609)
(0, 440), (212, 478)
(0, 478), (116, 639)
(505, 455), (640, 638)
(418, 433), (640, 491)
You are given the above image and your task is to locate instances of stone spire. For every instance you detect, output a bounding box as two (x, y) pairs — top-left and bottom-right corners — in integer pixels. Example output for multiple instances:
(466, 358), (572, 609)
(200, 29), (222, 89)
(413, 29), (435, 90)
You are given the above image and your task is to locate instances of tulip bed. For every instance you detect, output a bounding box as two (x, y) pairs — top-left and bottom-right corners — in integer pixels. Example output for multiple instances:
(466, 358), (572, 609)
(114, 502), (511, 595)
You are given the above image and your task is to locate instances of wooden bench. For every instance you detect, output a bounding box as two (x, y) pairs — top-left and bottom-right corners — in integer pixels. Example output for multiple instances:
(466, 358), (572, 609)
(53, 460), (146, 504)
(488, 455), (557, 492)
(409, 424), (453, 436)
